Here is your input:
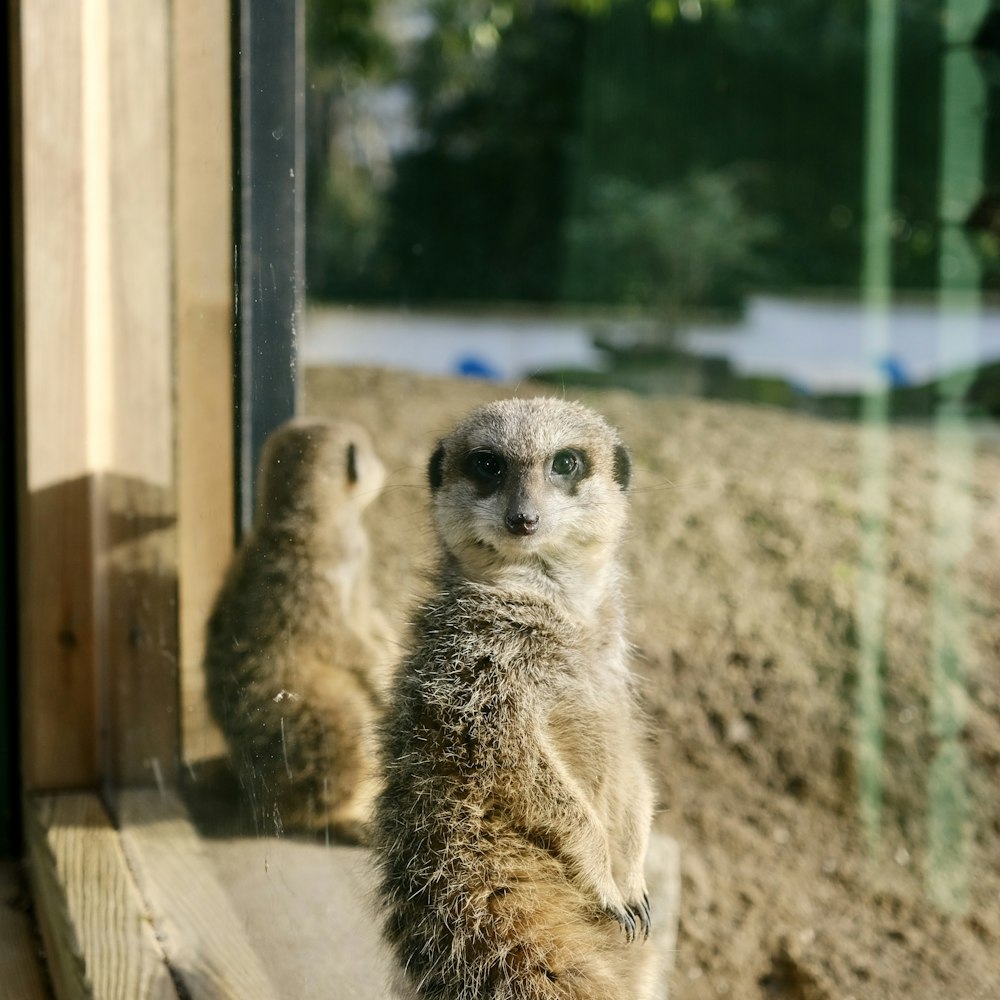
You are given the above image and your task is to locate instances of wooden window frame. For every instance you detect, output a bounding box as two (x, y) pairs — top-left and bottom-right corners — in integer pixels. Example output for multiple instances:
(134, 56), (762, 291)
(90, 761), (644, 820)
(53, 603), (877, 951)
(233, 0), (303, 539)
(10, 0), (300, 995)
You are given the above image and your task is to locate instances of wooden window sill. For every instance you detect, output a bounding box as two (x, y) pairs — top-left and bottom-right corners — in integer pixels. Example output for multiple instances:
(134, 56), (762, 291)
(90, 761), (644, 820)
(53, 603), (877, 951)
(25, 791), (681, 999)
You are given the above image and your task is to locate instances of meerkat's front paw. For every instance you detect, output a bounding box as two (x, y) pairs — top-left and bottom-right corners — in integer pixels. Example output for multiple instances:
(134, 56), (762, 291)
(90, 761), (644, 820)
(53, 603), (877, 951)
(626, 892), (651, 941)
(601, 889), (650, 943)
(605, 897), (650, 943)
(596, 881), (637, 942)
(604, 901), (639, 943)
(620, 874), (651, 941)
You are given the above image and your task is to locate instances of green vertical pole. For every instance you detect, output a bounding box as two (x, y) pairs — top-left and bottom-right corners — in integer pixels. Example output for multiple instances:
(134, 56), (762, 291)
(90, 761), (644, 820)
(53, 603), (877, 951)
(857, 0), (898, 859)
(926, 0), (988, 914)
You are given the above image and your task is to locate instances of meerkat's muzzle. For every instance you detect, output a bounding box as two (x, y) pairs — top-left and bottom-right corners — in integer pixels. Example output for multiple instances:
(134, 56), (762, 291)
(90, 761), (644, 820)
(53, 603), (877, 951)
(503, 473), (543, 537)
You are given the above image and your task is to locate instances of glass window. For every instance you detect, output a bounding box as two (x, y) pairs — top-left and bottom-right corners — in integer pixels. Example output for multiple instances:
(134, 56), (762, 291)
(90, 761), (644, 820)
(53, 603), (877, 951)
(288, 0), (998, 995)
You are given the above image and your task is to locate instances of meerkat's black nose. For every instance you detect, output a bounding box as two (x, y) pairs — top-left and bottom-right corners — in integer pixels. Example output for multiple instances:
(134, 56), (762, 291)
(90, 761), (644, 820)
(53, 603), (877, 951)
(505, 512), (539, 536)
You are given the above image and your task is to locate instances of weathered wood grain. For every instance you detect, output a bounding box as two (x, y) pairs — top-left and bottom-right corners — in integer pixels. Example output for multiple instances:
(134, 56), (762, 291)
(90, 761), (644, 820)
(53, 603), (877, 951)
(15, 0), (99, 792)
(101, 0), (178, 789)
(117, 790), (279, 1000)
(173, 0), (234, 767)
(25, 794), (177, 1000)
(15, 0), (179, 792)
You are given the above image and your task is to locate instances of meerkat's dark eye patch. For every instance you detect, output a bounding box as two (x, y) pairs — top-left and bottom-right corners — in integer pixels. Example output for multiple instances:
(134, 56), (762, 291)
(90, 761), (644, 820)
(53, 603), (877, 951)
(549, 449), (585, 480)
(613, 444), (631, 489)
(464, 449), (506, 490)
(346, 442), (359, 485)
(428, 444), (446, 490)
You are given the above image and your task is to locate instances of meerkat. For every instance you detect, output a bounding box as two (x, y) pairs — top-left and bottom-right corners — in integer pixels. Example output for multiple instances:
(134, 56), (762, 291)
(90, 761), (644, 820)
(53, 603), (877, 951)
(203, 417), (395, 842)
(372, 397), (657, 1000)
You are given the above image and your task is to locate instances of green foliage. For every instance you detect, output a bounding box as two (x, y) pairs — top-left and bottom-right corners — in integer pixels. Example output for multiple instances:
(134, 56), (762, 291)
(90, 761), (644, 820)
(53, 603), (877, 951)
(304, 0), (395, 298)
(306, 0), (392, 78)
(405, 0), (516, 124)
(353, 1), (590, 302)
(305, 0), (948, 306)
(565, 169), (776, 318)
(308, 160), (386, 301)
(560, 0), (737, 22)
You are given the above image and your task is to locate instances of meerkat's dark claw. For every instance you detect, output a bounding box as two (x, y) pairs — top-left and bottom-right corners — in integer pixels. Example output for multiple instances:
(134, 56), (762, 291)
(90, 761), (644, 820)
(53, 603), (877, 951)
(621, 898), (650, 943)
(608, 905), (637, 942)
(632, 893), (652, 940)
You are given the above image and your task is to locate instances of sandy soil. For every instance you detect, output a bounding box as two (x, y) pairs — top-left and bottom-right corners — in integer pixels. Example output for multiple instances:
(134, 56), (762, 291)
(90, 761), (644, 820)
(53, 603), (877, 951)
(304, 365), (1000, 1000)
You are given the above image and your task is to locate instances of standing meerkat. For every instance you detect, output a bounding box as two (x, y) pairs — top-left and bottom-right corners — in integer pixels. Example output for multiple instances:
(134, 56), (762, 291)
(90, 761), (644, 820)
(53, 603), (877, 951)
(372, 397), (657, 1000)
(203, 417), (394, 842)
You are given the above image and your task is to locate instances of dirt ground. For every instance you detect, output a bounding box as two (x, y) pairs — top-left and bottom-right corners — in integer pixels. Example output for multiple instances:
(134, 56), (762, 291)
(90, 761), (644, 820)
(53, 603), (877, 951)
(304, 365), (1000, 1000)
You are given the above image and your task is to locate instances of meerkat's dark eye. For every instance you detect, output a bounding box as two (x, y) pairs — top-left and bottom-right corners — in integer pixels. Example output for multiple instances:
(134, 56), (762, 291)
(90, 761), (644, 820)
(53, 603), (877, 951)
(346, 442), (359, 484)
(465, 449), (505, 485)
(551, 449), (580, 477)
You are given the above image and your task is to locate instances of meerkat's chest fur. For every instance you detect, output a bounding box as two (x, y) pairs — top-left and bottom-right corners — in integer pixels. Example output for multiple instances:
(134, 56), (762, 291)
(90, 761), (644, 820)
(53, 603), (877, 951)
(407, 582), (624, 781)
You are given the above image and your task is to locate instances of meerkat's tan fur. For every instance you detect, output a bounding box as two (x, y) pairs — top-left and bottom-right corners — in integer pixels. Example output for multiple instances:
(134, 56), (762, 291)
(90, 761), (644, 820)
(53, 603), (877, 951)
(373, 398), (656, 1000)
(204, 417), (394, 841)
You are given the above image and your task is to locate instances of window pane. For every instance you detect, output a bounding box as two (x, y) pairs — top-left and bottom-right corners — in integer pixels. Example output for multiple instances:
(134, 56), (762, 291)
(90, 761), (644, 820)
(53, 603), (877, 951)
(185, 1), (1000, 997)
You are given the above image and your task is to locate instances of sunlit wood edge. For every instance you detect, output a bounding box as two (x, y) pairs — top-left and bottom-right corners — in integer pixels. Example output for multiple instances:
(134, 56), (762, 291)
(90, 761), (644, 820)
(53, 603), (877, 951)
(23, 791), (280, 1000)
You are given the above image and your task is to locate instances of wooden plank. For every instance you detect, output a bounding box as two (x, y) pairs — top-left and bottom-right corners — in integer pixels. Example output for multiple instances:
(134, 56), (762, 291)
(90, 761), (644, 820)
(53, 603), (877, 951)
(173, 0), (234, 766)
(17, 476), (102, 792)
(117, 790), (279, 1000)
(101, 0), (178, 790)
(15, 0), (180, 790)
(106, 0), (173, 491)
(104, 478), (179, 790)
(0, 861), (51, 1000)
(14, 0), (101, 791)
(25, 790), (679, 1000)
(24, 794), (177, 1000)
(16, 0), (89, 491)
(193, 833), (406, 1000)
(14, 0), (181, 792)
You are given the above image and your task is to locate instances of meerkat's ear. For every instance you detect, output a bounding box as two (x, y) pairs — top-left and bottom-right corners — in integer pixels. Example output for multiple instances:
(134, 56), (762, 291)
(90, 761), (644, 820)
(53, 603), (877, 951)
(428, 444), (446, 491)
(346, 442), (359, 485)
(613, 444), (631, 490)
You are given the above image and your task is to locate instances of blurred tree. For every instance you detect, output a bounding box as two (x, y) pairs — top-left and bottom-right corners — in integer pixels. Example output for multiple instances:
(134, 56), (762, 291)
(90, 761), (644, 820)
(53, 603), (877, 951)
(306, 0), (390, 71)
(304, 0), (394, 299)
(370, 0), (588, 302)
(565, 168), (776, 325)
(306, 0), (945, 307)
(567, 0), (941, 295)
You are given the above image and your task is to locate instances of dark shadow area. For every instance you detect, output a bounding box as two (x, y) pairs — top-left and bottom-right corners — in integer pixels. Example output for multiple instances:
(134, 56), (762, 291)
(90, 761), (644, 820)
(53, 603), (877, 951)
(178, 756), (366, 847)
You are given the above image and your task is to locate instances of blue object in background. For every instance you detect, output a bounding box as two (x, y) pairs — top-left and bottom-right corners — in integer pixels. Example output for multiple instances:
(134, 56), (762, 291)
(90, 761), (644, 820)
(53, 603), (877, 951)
(879, 355), (910, 387)
(455, 355), (501, 380)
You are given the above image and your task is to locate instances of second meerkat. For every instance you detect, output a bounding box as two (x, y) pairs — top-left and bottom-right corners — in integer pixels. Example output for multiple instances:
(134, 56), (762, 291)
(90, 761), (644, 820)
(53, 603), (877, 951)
(373, 398), (656, 1000)
(203, 418), (394, 842)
